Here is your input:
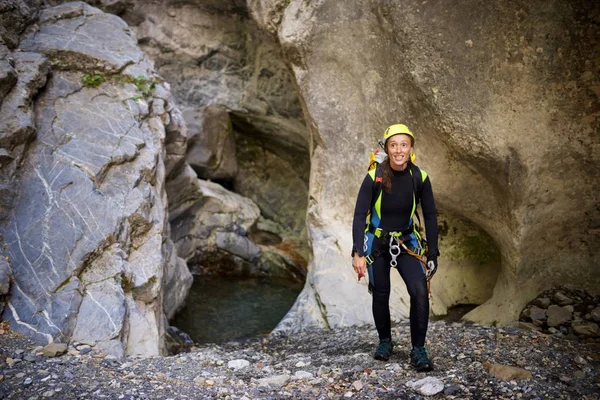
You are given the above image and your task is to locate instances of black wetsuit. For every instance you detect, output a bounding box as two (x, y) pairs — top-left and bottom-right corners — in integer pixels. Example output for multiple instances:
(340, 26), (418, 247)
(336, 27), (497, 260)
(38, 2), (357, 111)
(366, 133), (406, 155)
(352, 165), (439, 347)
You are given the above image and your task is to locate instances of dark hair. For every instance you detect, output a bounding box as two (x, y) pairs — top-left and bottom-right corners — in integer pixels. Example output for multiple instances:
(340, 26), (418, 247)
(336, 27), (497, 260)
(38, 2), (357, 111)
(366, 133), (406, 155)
(381, 157), (394, 194)
(381, 135), (415, 193)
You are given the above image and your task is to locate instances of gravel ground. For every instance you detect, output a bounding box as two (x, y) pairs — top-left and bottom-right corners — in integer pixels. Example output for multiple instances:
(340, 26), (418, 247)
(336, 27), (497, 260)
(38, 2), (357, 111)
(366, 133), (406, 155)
(1, 320), (598, 399)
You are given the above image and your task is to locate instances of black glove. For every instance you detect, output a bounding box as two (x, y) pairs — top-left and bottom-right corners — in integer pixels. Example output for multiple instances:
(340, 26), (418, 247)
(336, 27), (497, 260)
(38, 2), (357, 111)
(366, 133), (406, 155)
(426, 257), (438, 279)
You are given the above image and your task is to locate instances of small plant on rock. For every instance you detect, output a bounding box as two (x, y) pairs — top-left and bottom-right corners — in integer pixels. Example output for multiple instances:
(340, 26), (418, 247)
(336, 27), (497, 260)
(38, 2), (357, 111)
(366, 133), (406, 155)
(81, 73), (106, 88)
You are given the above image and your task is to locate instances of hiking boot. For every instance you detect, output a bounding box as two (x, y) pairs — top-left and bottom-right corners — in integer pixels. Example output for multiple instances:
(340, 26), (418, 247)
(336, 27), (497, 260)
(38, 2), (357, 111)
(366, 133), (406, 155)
(410, 346), (434, 372)
(374, 338), (394, 361)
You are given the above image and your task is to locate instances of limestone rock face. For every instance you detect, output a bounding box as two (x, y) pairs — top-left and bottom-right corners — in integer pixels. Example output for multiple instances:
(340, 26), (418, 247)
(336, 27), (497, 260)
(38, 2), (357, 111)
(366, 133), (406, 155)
(168, 164), (266, 276)
(0, 1), (192, 356)
(249, 0), (600, 329)
(184, 106), (238, 181)
(0, 0), (41, 49)
(124, 0), (309, 242)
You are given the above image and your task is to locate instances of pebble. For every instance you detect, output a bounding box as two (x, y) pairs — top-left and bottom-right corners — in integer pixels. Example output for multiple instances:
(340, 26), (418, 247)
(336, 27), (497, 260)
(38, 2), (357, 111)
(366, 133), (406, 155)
(351, 380), (363, 391)
(293, 370), (313, 380)
(227, 359), (250, 370)
(406, 376), (445, 396)
(259, 374), (290, 388)
(0, 320), (598, 399)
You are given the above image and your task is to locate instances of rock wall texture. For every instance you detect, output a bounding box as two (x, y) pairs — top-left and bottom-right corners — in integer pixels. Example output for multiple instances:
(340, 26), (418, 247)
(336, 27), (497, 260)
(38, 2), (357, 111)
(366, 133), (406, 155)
(0, 1), (192, 356)
(247, 0), (600, 329)
(117, 0), (311, 279)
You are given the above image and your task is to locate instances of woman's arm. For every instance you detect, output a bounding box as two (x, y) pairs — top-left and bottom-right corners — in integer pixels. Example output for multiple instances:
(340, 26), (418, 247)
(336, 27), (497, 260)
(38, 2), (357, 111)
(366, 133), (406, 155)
(352, 173), (374, 256)
(420, 177), (439, 259)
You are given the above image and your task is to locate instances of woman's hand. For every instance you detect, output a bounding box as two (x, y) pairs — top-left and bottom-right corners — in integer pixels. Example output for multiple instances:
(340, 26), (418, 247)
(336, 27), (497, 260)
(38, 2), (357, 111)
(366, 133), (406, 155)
(353, 254), (367, 280)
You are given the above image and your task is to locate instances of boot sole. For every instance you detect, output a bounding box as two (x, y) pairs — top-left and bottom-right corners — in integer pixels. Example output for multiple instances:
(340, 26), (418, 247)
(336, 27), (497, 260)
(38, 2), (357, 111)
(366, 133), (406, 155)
(374, 353), (391, 361)
(412, 363), (434, 372)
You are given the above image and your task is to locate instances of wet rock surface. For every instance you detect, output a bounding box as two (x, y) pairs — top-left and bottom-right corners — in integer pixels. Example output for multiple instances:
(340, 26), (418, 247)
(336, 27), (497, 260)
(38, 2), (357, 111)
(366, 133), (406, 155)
(1, 320), (598, 399)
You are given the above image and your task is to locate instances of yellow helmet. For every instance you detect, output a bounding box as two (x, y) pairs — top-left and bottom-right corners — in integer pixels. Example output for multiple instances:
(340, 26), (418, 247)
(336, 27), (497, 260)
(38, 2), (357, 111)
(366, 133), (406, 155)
(382, 124), (414, 142)
(380, 124), (417, 163)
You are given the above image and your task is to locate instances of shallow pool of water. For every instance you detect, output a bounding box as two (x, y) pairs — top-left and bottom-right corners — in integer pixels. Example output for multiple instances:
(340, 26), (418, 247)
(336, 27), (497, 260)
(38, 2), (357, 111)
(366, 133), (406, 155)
(171, 277), (303, 344)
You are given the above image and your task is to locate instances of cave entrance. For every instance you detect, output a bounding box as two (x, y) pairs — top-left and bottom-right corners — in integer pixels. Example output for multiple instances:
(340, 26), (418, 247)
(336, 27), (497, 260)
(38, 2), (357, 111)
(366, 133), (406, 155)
(431, 213), (502, 320)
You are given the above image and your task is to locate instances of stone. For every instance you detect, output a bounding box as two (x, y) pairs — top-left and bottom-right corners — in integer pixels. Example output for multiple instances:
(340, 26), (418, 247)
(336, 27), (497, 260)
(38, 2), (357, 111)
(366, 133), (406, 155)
(167, 165), (263, 275)
(590, 307), (600, 322)
(42, 343), (67, 358)
(574, 370), (585, 379)
(553, 292), (573, 306)
(227, 359), (250, 370)
(533, 297), (550, 309)
(19, 2), (144, 72)
(574, 356), (587, 366)
(572, 322), (599, 337)
(529, 306), (546, 322)
(547, 305), (573, 327)
(294, 371), (314, 380)
(351, 380), (363, 391)
(483, 362), (532, 380)
(444, 385), (461, 395)
(259, 374), (290, 388)
(184, 106), (238, 180)
(406, 376), (445, 396)
(518, 322), (541, 332)
(1, 2), (191, 357)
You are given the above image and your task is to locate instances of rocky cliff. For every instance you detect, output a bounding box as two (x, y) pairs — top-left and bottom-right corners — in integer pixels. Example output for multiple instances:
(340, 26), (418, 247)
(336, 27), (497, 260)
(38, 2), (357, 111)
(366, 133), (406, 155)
(1, 0), (598, 351)
(248, 0), (599, 329)
(0, 1), (193, 356)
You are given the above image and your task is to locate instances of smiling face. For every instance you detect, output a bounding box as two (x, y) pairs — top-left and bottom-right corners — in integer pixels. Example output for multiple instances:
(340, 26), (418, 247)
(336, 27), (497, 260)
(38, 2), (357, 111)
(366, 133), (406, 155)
(386, 134), (413, 171)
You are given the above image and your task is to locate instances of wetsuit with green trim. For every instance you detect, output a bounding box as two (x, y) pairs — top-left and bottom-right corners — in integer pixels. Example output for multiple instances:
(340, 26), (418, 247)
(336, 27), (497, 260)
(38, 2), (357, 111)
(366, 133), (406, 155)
(352, 164), (439, 347)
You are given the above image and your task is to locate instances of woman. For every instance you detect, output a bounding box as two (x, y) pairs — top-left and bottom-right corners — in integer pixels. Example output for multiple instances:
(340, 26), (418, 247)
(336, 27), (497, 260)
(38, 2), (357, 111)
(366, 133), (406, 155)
(352, 123), (439, 372)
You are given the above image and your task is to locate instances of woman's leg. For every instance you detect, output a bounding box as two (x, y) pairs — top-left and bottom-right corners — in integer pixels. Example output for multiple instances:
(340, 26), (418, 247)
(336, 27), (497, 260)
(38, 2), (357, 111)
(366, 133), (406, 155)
(371, 255), (392, 340)
(395, 254), (429, 347)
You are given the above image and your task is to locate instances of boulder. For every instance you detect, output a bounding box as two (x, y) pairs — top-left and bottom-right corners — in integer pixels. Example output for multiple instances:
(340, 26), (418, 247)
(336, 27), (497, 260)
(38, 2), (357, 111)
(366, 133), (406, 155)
(528, 306), (547, 324)
(553, 291), (574, 306)
(167, 164), (263, 276)
(533, 297), (551, 309)
(249, 0), (600, 329)
(572, 322), (599, 337)
(184, 105), (238, 181)
(20, 2), (145, 72)
(547, 305), (573, 327)
(1, 2), (191, 356)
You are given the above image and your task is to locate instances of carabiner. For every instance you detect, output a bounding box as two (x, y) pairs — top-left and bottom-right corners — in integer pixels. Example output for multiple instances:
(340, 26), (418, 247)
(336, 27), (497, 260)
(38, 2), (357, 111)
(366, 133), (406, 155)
(389, 235), (401, 268)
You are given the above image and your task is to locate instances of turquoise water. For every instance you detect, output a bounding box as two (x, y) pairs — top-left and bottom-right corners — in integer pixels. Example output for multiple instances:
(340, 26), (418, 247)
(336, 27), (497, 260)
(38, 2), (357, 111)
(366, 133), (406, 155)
(171, 277), (303, 344)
